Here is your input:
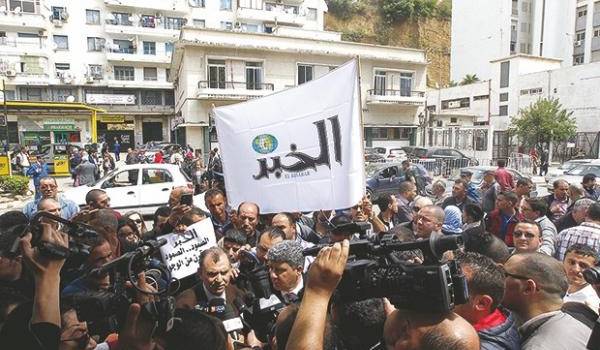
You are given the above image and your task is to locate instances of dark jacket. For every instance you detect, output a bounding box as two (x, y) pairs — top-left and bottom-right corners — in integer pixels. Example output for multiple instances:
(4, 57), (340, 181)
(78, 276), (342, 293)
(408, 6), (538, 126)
(478, 309), (521, 350)
(555, 211), (578, 233)
(485, 209), (522, 247)
(543, 194), (572, 222)
(442, 195), (477, 213)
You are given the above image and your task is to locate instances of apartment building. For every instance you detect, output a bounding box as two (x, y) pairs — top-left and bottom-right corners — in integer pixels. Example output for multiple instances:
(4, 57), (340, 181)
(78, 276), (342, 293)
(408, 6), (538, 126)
(451, 0), (577, 82)
(0, 0), (327, 149)
(428, 54), (600, 161)
(171, 27), (428, 152)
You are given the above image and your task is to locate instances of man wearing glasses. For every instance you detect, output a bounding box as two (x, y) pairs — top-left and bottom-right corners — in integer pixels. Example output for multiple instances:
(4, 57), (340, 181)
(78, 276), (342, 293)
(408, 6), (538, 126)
(22, 176), (80, 220)
(512, 221), (543, 255)
(520, 198), (557, 256)
(502, 253), (592, 349)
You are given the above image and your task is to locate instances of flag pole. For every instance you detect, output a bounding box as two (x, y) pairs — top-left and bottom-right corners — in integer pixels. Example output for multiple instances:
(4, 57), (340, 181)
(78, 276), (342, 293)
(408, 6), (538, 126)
(355, 55), (367, 197)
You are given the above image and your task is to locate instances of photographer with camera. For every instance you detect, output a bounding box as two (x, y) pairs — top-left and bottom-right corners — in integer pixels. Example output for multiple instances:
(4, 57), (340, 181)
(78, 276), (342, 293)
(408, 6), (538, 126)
(0, 222), (68, 350)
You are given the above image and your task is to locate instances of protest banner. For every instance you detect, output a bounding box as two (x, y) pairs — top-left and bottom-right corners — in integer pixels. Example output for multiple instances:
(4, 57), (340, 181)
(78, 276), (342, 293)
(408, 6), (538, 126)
(158, 218), (217, 279)
(213, 58), (365, 213)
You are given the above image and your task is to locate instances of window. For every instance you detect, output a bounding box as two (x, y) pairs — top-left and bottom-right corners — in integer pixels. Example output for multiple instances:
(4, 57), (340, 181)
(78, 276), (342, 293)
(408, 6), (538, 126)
(17, 32), (39, 38)
(87, 37), (105, 51)
(400, 72), (413, 96)
(51, 6), (67, 21)
(373, 70), (386, 95)
(242, 23), (259, 32)
(53, 35), (68, 50)
(208, 60), (226, 89)
(24, 87), (42, 101)
(246, 62), (263, 90)
(140, 15), (156, 28)
(114, 66), (135, 81)
(9, 0), (36, 13)
(441, 98), (470, 109)
(473, 95), (489, 100)
(55, 63), (69, 78)
(499, 105), (508, 116)
(595, 27), (600, 37)
(86, 9), (100, 25)
(220, 21), (232, 30)
(161, 43), (172, 57)
(578, 7), (587, 17)
(370, 127), (388, 139)
(88, 64), (103, 79)
(574, 54), (584, 65)
(499, 92), (509, 102)
(143, 67), (157, 81)
(576, 31), (586, 41)
(143, 41), (156, 55)
(500, 61), (510, 88)
(474, 130), (488, 151)
(104, 170), (139, 187)
(142, 169), (173, 184)
(390, 128), (410, 140)
(193, 19), (206, 28)
(166, 68), (171, 80)
(52, 88), (75, 102)
(284, 5), (298, 14)
(165, 90), (175, 105)
(298, 64), (313, 85)
(113, 39), (135, 54)
(307, 8), (317, 21)
(220, 0), (232, 10)
(189, 0), (205, 7)
(141, 90), (162, 105)
(529, 87), (542, 95)
(111, 12), (132, 26)
(164, 17), (185, 30)
(450, 117), (458, 124)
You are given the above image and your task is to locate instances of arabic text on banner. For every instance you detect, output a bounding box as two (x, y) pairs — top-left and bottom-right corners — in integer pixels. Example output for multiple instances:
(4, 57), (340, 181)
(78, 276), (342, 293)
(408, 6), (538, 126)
(158, 218), (217, 280)
(213, 58), (365, 213)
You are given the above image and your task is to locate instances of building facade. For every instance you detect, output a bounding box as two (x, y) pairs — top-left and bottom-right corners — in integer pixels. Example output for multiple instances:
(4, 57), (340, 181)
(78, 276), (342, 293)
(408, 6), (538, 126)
(171, 27), (428, 153)
(450, 0), (582, 82)
(0, 0), (328, 149)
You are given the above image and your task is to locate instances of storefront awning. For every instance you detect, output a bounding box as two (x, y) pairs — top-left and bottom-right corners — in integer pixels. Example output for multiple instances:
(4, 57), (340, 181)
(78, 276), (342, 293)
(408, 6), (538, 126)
(3, 101), (106, 113)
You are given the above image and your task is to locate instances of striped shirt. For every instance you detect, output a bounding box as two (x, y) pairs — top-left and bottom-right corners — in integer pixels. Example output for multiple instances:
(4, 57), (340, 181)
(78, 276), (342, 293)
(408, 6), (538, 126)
(555, 222), (600, 261)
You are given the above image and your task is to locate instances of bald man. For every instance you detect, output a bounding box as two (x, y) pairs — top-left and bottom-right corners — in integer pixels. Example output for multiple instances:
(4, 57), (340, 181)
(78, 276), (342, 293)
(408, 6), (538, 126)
(414, 205), (445, 239)
(383, 309), (479, 350)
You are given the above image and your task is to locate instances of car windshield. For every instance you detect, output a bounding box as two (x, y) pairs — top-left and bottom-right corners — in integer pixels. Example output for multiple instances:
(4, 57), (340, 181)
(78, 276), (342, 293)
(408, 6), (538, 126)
(565, 165), (600, 176)
(413, 148), (427, 157)
(390, 149), (405, 155)
(90, 168), (117, 186)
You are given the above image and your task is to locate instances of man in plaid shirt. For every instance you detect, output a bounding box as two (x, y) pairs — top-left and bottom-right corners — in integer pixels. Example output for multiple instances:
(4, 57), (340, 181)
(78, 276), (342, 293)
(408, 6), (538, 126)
(555, 202), (600, 261)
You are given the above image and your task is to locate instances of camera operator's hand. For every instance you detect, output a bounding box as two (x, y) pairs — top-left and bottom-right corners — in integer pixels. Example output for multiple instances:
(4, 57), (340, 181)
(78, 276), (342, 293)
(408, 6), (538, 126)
(286, 240), (349, 350)
(117, 303), (155, 350)
(127, 271), (159, 305)
(305, 239), (350, 299)
(20, 223), (69, 279)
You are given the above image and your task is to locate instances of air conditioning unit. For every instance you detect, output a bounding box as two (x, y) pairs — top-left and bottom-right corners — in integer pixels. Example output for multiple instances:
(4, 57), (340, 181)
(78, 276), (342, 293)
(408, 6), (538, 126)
(575, 40), (583, 46)
(5, 69), (16, 77)
(85, 75), (94, 83)
(53, 19), (63, 27)
(448, 101), (461, 108)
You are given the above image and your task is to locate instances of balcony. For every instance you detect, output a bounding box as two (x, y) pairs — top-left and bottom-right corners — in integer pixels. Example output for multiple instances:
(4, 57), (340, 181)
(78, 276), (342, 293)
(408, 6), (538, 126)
(105, 18), (180, 39)
(197, 80), (274, 100)
(106, 50), (172, 65)
(104, 0), (188, 13)
(237, 6), (306, 26)
(366, 89), (426, 106)
(0, 11), (46, 29)
(0, 38), (47, 57)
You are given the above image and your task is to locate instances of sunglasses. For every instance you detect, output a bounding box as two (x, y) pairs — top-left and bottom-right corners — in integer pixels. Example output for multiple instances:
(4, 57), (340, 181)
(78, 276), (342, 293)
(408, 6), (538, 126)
(513, 230), (537, 239)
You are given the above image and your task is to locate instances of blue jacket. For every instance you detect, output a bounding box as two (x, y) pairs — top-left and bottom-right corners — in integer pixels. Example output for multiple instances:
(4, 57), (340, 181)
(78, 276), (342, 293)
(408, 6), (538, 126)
(479, 309), (521, 350)
(466, 182), (481, 203)
(26, 162), (49, 185)
(23, 195), (80, 220)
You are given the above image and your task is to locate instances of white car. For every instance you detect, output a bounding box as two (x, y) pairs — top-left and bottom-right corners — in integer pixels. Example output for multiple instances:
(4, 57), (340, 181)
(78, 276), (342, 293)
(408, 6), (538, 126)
(546, 160), (600, 189)
(545, 159), (594, 183)
(63, 163), (197, 216)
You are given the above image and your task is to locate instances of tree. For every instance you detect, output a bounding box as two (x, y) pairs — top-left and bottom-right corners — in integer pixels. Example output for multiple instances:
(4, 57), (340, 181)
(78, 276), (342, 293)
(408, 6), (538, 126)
(460, 74), (480, 85)
(381, 0), (437, 22)
(509, 97), (577, 150)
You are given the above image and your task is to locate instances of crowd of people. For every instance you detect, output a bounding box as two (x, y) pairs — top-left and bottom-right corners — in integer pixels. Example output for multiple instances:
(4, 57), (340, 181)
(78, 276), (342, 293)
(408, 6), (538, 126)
(0, 154), (600, 350)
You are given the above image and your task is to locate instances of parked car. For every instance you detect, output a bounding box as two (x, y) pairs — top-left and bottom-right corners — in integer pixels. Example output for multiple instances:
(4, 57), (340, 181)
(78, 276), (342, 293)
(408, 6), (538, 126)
(365, 162), (430, 200)
(364, 148), (386, 163)
(546, 160), (600, 189)
(62, 163), (195, 216)
(387, 148), (408, 162)
(544, 159), (594, 182)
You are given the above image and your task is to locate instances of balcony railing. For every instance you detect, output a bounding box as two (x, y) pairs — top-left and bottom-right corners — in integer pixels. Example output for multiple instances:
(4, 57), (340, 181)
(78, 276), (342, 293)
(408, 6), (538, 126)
(198, 80), (274, 90)
(108, 47), (136, 54)
(367, 89), (425, 97)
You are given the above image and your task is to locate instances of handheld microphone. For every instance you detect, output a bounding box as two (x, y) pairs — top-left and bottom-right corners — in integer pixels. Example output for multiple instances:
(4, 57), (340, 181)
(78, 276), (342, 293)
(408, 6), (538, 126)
(207, 298), (244, 339)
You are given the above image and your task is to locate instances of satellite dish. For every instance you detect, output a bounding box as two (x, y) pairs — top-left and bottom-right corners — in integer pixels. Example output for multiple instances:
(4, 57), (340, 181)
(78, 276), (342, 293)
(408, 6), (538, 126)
(66, 95), (75, 103)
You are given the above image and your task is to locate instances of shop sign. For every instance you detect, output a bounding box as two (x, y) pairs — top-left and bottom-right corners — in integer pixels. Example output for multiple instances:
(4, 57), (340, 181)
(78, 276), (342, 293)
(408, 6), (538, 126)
(100, 115), (125, 123)
(86, 93), (136, 105)
(43, 118), (76, 131)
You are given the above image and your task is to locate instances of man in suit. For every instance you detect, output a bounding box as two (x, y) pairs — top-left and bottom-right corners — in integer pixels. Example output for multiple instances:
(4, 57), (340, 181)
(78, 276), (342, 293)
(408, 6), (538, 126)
(267, 240), (305, 305)
(175, 246), (245, 312)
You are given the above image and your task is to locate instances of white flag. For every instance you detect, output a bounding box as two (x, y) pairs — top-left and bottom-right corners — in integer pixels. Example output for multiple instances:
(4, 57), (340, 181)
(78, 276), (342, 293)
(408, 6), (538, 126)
(213, 59), (365, 213)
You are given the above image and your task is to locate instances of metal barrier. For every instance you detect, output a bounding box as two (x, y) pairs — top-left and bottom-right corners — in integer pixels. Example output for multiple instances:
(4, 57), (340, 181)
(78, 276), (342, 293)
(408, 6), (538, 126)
(411, 158), (478, 178)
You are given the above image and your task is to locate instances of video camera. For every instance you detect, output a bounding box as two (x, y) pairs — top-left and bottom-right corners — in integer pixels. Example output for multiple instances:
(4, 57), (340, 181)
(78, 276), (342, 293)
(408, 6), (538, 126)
(72, 238), (176, 339)
(8, 211), (98, 262)
(303, 234), (468, 313)
(235, 250), (286, 342)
